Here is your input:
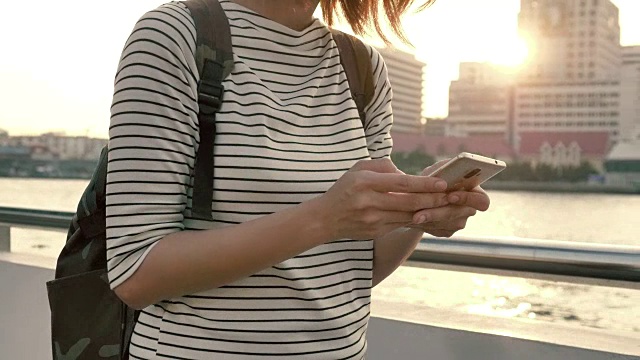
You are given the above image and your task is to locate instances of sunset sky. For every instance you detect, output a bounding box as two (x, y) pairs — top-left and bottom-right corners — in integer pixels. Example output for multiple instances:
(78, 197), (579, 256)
(1, 0), (639, 138)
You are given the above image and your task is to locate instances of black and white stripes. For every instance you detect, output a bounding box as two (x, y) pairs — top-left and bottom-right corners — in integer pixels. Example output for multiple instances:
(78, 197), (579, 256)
(106, 1), (393, 358)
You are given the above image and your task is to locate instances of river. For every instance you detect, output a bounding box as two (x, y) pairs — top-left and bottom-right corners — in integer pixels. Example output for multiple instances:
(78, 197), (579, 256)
(1, 178), (639, 337)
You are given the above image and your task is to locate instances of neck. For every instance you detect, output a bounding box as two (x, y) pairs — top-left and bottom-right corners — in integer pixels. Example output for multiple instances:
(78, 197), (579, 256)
(230, 0), (320, 31)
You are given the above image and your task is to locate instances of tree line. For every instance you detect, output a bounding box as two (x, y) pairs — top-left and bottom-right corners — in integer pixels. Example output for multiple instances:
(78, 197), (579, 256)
(390, 149), (599, 183)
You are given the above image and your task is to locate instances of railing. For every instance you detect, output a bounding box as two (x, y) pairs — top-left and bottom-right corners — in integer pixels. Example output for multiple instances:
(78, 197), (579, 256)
(2, 205), (640, 359)
(1, 205), (639, 289)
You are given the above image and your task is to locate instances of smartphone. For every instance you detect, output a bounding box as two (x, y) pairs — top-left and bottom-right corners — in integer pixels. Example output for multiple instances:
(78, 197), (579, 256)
(424, 152), (507, 192)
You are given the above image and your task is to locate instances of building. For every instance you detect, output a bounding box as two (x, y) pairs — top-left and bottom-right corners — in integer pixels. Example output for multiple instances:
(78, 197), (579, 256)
(0, 146), (30, 160)
(376, 46), (425, 134)
(5, 133), (106, 160)
(619, 46), (640, 141)
(508, 0), (624, 168)
(391, 132), (515, 162)
(0, 129), (8, 145)
(514, 80), (621, 144)
(423, 118), (446, 136)
(446, 63), (514, 138)
(518, 0), (621, 82)
(604, 140), (640, 189)
(518, 131), (610, 169)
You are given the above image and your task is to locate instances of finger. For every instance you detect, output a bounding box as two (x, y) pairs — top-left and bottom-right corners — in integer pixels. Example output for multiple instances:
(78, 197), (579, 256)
(365, 172), (448, 193)
(413, 205), (476, 224)
(369, 191), (449, 212)
(358, 210), (415, 229)
(351, 158), (398, 174)
(417, 217), (469, 237)
(446, 190), (490, 211)
(381, 210), (417, 225)
(420, 158), (450, 176)
(428, 217), (470, 232)
(409, 220), (464, 238)
(426, 229), (456, 238)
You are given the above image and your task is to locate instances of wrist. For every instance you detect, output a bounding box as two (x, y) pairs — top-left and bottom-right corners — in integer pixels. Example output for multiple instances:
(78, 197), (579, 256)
(299, 196), (335, 246)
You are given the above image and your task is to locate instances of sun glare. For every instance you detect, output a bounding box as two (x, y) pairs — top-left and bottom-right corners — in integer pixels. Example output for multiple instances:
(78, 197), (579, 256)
(487, 37), (531, 68)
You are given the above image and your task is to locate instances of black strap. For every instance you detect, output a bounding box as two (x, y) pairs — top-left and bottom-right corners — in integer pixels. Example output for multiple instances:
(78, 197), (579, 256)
(183, 0), (233, 221)
(330, 29), (374, 129)
(182, 2), (373, 222)
(121, 305), (140, 359)
(94, 146), (109, 207)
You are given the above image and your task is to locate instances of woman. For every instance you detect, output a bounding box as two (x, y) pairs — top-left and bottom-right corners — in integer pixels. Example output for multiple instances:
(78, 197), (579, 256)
(106, 0), (490, 358)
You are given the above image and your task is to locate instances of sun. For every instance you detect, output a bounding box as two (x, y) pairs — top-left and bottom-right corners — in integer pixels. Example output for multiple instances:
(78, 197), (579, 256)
(487, 37), (531, 68)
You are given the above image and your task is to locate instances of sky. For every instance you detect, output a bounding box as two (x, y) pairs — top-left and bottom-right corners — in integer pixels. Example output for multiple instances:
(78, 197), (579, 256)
(0, 0), (639, 138)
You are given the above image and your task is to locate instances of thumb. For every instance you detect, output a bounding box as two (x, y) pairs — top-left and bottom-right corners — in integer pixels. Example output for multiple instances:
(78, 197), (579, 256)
(351, 158), (399, 174)
(421, 158), (450, 176)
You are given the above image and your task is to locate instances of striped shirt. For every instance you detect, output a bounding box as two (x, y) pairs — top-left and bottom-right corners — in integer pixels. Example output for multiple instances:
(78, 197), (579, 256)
(106, 1), (394, 358)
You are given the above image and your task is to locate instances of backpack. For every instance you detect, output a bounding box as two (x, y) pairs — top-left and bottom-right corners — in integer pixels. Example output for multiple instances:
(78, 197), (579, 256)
(45, 0), (375, 359)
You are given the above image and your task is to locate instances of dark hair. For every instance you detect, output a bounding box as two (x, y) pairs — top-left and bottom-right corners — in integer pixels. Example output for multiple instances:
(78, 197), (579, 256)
(321, 0), (435, 43)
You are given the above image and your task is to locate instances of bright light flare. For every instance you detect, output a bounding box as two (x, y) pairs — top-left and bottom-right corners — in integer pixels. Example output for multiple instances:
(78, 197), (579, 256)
(488, 37), (531, 68)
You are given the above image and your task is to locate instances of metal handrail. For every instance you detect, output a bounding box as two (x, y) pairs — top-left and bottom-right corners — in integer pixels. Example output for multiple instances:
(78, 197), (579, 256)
(0, 206), (72, 231)
(411, 236), (640, 288)
(1, 206), (639, 288)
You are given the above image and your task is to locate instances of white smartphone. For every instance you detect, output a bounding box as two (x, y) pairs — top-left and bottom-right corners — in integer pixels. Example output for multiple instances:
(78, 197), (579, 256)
(424, 152), (507, 192)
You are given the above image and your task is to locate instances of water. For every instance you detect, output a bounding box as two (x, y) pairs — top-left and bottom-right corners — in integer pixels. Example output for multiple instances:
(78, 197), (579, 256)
(1, 178), (639, 336)
(3, 178), (638, 245)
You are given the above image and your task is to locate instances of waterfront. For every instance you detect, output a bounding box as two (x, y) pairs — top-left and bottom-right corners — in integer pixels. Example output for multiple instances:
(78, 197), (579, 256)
(1, 178), (639, 336)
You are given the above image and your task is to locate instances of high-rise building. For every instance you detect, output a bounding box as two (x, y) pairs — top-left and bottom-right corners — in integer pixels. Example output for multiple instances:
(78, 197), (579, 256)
(513, 0), (624, 164)
(376, 46), (425, 134)
(514, 80), (620, 146)
(518, 0), (621, 82)
(446, 63), (513, 138)
(620, 46), (640, 141)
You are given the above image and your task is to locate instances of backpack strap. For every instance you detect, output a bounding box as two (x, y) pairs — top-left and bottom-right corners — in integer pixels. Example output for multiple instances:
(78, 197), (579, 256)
(330, 29), (375, 129)
(183, 0), (234, 221)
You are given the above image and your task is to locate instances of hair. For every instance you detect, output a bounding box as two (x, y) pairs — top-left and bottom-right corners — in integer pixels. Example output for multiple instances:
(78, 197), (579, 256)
(320, 0), (435, 44)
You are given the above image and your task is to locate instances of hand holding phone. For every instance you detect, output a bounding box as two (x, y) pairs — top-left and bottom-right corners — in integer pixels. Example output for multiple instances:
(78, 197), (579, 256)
(423, 152), (506, 192)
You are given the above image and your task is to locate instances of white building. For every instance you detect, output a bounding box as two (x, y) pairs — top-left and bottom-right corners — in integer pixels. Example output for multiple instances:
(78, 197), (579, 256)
(517, 130), (609, 168)
(511, 0), (624, 166)
(376, 46), (425, 134)
(515, 80), (620, 142)
(620, 46), (640, 141)
(446, 63), (514, 138)
(518, 0), (621, 82)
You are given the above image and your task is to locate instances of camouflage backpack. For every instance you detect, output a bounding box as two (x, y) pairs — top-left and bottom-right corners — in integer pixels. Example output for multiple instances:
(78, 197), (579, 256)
(45, 0), (374, 359)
